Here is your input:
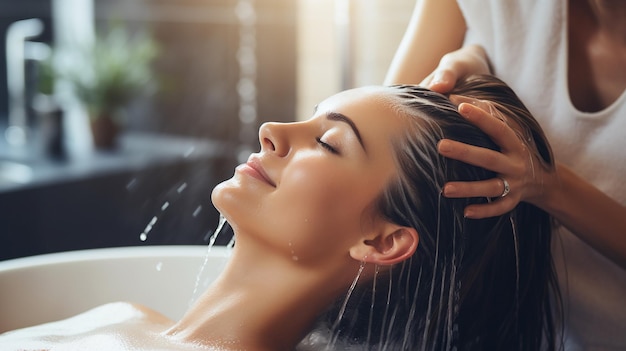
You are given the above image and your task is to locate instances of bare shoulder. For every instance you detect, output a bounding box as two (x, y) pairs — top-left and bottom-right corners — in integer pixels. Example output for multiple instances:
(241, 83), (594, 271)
(0, 302), (182, 350)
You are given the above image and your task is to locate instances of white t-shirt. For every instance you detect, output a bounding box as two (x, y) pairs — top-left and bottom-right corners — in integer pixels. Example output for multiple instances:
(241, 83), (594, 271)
(457, 0), (626, 349)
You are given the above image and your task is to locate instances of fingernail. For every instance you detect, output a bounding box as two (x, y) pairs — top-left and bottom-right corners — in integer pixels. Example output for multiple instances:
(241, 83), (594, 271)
(438, 140), (452, 153)
(431, 71), (446, 85)
(458, 103), (473, 117)
(443, 184), (456, 196)
(464, 209), (476, 218)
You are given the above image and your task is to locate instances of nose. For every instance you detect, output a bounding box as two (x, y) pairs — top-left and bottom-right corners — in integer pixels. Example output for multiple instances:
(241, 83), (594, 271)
(259, 122), (290, 157)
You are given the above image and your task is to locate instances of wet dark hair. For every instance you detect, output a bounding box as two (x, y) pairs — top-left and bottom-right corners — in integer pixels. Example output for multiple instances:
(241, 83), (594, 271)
(299, 75), (561, 351)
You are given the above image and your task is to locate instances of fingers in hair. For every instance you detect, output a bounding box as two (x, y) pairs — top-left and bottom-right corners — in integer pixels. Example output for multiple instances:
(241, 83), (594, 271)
(456, 102), (525, 154)
(463, 197), (517, 219)
(438, 139), (511, 174)
(442, 178), (509, 199)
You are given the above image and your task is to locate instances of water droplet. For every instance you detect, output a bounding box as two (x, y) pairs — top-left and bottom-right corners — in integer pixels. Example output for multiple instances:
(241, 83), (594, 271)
(125, 178), (138, 191)
(142, 216), (158, 235)
(190, 214), (229, 306)
(192, 205), (202, 217)
(226, 236), (236, 249)
(328, 261), (366, 348)
(288, 241), (298, 261)
(161, 201), (170, 211)
(177, 182), (187, 193)
(203, 230), (214, 243)
(156, 262), (163, 271)
(139, 233), (147, 241)
(183, 146), (195, 158)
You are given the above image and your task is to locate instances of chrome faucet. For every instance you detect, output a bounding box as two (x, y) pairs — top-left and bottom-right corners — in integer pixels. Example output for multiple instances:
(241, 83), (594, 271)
(5, 18), (50, 146)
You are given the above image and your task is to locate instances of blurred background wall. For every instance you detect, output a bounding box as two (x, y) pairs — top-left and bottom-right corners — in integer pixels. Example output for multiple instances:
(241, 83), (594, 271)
(0, 0), (413, 260)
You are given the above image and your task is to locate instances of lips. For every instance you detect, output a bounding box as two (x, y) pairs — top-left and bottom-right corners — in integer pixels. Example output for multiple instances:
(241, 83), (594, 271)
(238, 156), (276, 187)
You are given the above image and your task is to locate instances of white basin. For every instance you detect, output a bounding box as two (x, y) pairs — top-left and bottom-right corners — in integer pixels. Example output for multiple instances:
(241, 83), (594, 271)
(0, 245), (229, 333)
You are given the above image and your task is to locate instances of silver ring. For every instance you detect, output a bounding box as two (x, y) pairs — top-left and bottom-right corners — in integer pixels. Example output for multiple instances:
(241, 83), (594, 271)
(499, 177), (510, 198)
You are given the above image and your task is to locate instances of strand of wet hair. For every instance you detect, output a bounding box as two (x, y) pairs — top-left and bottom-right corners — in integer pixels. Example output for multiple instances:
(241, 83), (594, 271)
(326, 260), (367, 350)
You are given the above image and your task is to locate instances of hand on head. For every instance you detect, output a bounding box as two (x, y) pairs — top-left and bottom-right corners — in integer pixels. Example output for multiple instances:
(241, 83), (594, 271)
(437, 98), (555, 218)
(420, 44), (491, 94)
(419, 46), (555, 219)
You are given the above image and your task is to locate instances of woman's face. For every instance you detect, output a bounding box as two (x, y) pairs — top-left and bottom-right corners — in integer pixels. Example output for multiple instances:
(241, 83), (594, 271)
(212, 87), (408, 265)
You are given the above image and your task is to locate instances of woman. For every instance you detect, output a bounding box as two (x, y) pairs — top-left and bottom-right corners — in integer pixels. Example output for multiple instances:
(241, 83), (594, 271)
(0, 75), (559, 350)
(299, 75), (559, 351)
(385, 1), (626, 348)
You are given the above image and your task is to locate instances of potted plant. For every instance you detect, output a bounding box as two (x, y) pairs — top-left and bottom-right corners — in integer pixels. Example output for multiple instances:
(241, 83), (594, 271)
(43, 24), (158, 149)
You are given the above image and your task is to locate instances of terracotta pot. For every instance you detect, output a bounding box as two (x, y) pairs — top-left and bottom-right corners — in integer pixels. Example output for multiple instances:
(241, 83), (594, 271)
(90, 116), (119, 149)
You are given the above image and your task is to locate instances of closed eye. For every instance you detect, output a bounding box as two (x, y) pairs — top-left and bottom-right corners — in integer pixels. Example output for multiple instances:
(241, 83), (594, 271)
(316, 137), (339, 155)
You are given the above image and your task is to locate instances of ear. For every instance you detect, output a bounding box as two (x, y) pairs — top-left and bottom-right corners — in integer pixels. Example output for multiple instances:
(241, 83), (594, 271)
(349, 223), (419, 266)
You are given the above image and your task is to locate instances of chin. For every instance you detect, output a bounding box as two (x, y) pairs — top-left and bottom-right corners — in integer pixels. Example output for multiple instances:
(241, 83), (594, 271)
(210, 180), (229, 216)
(210, 178), (245, 227)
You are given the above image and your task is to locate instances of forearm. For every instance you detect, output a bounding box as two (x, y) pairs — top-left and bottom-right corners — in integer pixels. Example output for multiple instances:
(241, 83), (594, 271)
(540, 163), (626, 269)
(384, 0), (466, 85)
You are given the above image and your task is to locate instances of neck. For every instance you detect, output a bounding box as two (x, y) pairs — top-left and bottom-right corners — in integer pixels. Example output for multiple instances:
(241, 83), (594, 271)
(584, 0), (626, 43)
(164, 240), (360, 351)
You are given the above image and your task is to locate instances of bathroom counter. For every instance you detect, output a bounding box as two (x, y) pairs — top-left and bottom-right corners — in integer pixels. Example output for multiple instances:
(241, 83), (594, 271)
(0, 132), (233, 193)
(0, 132), (237, 261)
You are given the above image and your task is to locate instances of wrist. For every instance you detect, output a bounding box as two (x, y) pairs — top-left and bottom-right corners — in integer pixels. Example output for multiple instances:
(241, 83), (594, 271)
(465, 44), (492, 74)
(526, 163), (563, 214)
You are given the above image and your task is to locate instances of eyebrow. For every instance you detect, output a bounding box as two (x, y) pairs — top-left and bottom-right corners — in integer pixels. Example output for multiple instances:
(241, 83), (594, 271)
(327, 111), (366, 151)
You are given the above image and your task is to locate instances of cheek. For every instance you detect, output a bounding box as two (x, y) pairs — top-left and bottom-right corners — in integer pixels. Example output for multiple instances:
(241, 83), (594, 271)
(211, 156), (391, 264)
(279, 165), (361, 219)
(268, 166), (375, 258)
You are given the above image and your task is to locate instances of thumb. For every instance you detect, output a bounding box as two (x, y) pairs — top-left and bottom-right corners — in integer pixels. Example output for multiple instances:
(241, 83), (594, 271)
(427, 69), (457, 93)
